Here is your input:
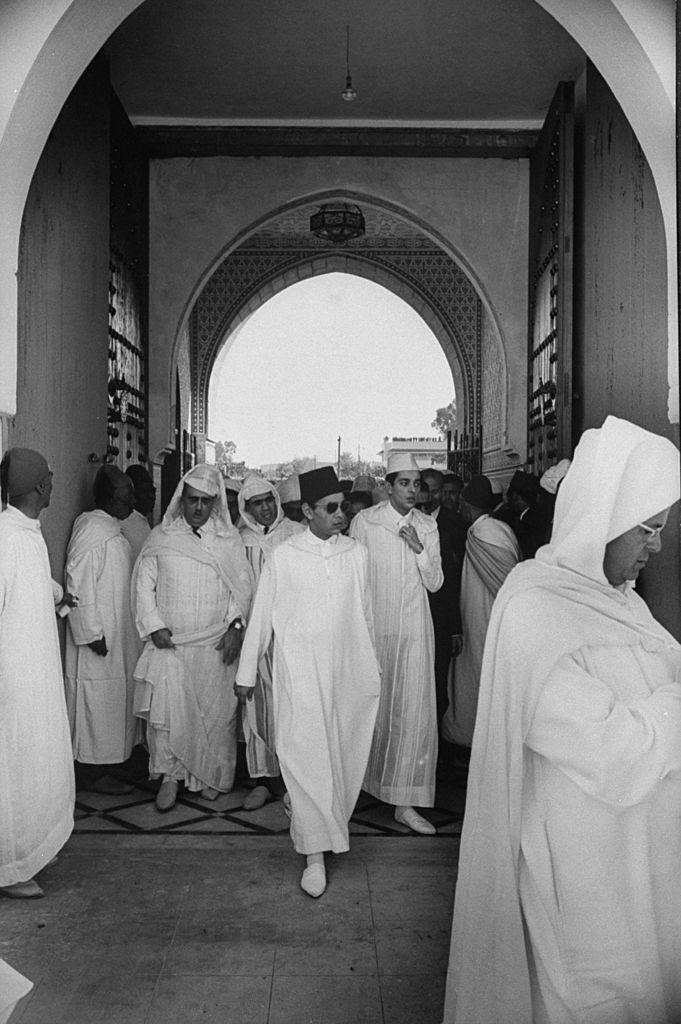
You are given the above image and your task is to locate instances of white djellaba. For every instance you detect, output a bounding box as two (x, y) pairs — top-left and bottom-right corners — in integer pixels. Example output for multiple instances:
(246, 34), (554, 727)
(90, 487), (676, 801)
(444, 416), (681, 1024)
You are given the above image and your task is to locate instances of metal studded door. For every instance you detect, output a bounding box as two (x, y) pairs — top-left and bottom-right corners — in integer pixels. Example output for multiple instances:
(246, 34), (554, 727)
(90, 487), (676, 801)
(107, 250), (147, 468)
(527, 82), (574, 475)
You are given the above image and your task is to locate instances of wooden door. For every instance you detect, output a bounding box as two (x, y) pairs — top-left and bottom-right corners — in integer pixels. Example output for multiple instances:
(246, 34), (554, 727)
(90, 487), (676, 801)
(527, 82), (574, 475)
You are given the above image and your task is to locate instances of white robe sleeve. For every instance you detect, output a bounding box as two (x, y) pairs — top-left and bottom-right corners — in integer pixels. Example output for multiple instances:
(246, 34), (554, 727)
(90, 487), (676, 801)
(526, 653), (681, 806)
(414, 523), (444, 593)
(235, 556), (275, 689)
(134, 554), (167, 639)
(66, 545), (106, 645)
(51, 579), (64, 605)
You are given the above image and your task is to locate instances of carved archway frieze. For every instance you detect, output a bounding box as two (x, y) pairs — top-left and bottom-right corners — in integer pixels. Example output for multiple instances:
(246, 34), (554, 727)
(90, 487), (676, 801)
(192, 249), (477, 437)
(189, 194), (502, 452)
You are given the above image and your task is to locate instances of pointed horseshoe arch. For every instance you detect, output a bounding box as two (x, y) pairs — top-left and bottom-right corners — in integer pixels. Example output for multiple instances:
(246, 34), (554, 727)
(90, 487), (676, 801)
(181, 194), (510, 465)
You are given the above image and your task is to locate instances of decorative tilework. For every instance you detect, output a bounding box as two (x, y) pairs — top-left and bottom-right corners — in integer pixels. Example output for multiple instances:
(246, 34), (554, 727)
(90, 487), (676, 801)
(190, 233), (484, 441)
(73, 776), (466, 837)
(481, 305), (505, 451)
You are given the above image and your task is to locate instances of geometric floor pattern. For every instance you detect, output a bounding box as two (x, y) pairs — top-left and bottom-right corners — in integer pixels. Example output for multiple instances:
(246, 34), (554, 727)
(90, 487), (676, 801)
(74, 766), (467, 838)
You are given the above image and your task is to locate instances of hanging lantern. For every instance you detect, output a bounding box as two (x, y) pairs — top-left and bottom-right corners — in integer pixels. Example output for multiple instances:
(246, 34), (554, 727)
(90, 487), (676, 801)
(310, 203), (366, 244)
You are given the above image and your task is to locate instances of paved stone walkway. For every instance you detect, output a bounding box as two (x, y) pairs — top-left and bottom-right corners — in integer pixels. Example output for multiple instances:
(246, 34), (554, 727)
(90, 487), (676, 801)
(4, 831), (459, 1024)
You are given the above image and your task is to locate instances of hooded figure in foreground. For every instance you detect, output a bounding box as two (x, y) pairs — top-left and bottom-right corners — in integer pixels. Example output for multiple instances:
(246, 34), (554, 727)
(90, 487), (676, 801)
(444, 416), (681, 1024)
(132, 465), (253, 811)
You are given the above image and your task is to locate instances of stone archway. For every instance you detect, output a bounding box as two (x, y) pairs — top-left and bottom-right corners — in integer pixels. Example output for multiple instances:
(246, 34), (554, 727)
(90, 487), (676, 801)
(0, 0), (674, 422)
(199, 255), (468, 435)
(184, 196), (511, 472)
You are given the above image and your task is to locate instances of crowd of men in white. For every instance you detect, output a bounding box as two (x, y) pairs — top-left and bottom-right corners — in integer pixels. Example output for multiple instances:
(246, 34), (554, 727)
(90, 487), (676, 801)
(4, 416), (681, 1023)
(1, 449), (548, 904)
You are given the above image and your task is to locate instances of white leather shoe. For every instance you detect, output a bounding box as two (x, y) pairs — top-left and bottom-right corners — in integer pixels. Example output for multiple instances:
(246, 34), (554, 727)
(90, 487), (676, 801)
(300, 863), (326, 898)
(394, 807), (436, 835)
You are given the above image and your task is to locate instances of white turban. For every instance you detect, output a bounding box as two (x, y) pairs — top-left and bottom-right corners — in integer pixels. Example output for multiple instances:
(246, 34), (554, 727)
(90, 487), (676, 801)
(162, 464), (233, 534)
(240, 473), (273, 504)
(181, 464), (221, 497)
(237, 473), (285, 534)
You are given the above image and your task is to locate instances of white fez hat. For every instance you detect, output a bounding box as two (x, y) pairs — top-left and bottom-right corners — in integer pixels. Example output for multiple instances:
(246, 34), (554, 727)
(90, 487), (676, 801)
(276, 473), (300, 503)
(386, 452), (420, 475)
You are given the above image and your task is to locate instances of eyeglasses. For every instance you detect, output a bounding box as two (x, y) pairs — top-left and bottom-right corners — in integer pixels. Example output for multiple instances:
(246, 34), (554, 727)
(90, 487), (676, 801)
(637, 522), (664, 538)
(316, 500), (350, 515)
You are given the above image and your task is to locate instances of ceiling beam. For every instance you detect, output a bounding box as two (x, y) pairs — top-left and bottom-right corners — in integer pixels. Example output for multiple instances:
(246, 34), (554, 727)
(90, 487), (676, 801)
(136, 125), (537, 159)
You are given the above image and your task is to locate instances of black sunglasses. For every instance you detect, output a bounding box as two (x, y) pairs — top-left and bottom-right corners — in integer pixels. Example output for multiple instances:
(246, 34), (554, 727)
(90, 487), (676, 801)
(316, 499), (350, 514)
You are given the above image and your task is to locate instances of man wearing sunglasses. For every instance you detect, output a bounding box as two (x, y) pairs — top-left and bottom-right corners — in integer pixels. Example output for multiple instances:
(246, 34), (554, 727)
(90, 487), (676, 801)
(235, 466), (380, 898)
(350, 452), (444, 835)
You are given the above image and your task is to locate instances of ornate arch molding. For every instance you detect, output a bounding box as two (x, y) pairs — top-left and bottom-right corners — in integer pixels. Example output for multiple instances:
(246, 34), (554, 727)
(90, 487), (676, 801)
(190, 238), (500, 447)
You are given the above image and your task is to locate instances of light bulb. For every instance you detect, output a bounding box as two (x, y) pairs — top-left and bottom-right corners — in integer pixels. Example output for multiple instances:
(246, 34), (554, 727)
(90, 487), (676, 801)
(342, 75), (357, 102)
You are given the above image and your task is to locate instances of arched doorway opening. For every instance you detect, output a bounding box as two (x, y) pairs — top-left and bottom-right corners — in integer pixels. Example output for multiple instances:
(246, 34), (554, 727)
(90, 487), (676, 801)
(169, 192), (512, 496)
(206, 273), (456, 478)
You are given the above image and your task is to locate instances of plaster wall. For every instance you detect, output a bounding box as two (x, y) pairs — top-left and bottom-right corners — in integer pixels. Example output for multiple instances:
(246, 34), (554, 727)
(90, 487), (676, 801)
(148, 156), (529, 467)
(11, 60), (110, 578)
(574, 62), (680, 637)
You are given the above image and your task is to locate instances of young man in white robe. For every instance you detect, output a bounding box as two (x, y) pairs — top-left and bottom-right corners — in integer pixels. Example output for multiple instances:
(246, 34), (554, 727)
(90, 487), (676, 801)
(65, 464), (140, 795)
(237, 473), (304, 810)
(442, 473), (520, 750)
(0, 448), (74, 899)
(132, 465), (254, 811)
(444, 417), (681, 1024)
(349, 452), (443, 835)
(235, 467), (381, 898)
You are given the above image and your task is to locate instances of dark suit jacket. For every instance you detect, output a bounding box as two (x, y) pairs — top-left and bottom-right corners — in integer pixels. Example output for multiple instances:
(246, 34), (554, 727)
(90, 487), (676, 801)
(428, 506), (466, 636)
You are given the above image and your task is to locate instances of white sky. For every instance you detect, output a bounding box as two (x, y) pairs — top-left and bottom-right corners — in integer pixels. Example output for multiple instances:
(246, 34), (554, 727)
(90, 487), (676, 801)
(208, 273), (454, 468)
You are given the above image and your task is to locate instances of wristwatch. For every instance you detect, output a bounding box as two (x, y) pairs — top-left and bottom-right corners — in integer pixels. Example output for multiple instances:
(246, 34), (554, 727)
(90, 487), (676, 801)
(231, 619), (243, 631)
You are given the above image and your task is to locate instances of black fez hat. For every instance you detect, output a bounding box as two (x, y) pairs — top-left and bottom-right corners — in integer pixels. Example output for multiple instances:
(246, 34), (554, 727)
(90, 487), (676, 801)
(299, 467), (343, 505)
(460, 474), (495, 511)
(509, 470), (540, 502)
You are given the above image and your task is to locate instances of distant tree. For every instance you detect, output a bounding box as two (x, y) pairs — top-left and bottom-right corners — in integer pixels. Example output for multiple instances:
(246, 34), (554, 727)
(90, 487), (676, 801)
(338, 452), (386, 480)
(292, 456), (317, 475)
(431, 398), (457, 438)
(215, 439), (238, 474)
(269, 456), (316, 479)
(268, 454), (385, 482)
(366, 460), (385, 480)
(273, 461), (294, 479)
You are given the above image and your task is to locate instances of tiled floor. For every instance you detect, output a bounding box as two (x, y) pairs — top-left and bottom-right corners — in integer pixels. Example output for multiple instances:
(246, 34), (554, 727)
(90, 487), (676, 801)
(72, 769), (466, 839)
(3, 764), (467, 1024)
